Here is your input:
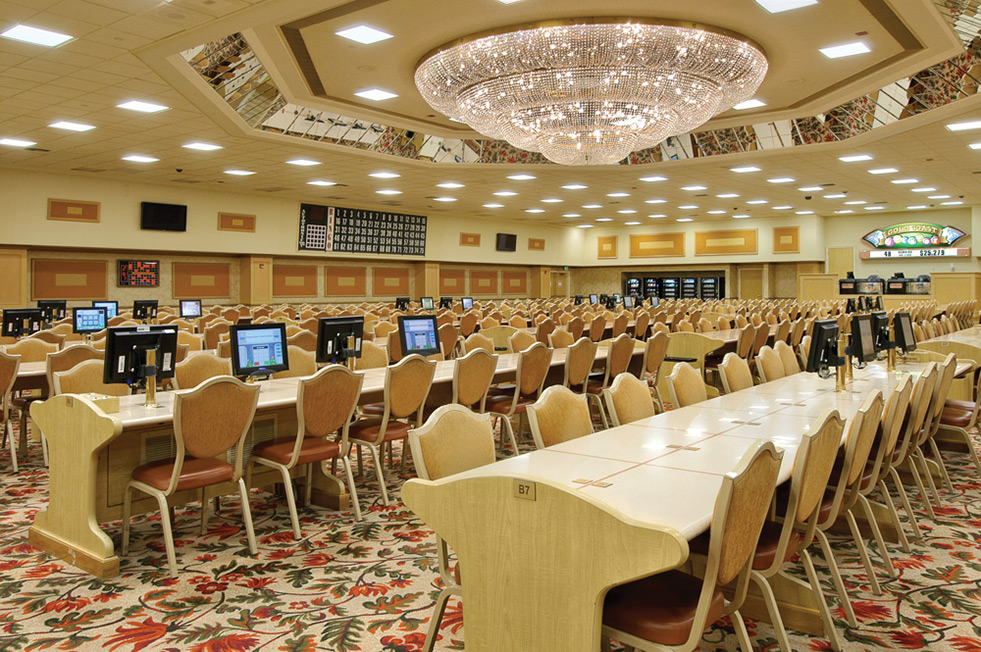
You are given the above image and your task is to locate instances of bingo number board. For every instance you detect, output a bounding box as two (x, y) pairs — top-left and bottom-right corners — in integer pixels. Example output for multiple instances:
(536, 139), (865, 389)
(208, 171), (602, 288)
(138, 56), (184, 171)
(118, 260), (160, 287)
(298, 203), (427, 256)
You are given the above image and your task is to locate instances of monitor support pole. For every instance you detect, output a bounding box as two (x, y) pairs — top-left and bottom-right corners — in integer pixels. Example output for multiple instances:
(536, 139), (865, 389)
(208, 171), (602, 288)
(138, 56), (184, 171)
(887, 325), (897, 372)
(346, 336), (356, 371)
(835, 337), (847, 393)
(143, 349), (159, 408)
(843, 333), (853, 381)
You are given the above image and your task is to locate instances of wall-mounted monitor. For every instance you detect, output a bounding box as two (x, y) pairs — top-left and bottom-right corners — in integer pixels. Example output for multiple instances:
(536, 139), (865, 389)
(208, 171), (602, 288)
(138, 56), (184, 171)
(496, 233), (517, 252)
(141, 201), (187, 232)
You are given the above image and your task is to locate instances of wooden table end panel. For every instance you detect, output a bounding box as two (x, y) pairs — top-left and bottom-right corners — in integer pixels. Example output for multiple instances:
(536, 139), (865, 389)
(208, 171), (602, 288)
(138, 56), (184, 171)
(403, 476), (687, 652)
(29, 395), (123, 575)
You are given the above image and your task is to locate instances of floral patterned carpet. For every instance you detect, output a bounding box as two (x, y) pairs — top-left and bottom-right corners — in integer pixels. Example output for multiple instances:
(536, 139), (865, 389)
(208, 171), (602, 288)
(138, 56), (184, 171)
(3, 430), (981, 652)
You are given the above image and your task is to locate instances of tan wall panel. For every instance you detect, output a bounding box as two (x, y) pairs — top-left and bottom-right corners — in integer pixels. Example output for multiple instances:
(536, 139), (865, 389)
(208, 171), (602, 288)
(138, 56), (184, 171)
(827, 247), (854, 278)
(218, 212), (256, 233)
(273, 264), (318, 297)
(738, 268), (763, 299)
(48, 198), (100, 223)
(597, 235), (618, 259)
(798, 274), (838, 301)
(439, 269), (466, 295)
(327, 266), (369, 296)
(32, 259), (107, 300)
(773, 226), (800, 253)
(502, 271), (528, 294)
(629, 233), (685, 258)
(173, 263), (230, 299)
(0, 250), (28, 308)
(371, 268), (408, 296)
(529, 238), (545, 251)
(470, 270), (499, 294)
(695, 229), (758, 255)
(460, 232), (481, 247)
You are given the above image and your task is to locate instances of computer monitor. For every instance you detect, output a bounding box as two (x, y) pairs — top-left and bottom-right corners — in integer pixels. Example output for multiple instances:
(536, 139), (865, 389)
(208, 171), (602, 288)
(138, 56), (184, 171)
(180, 299), (202, 318)
(848, 314), (876, 364)
(398, 315), (441, 357)
(133, 300), (158, 320)
(93, 301), (118, 318)
(73, 307), (107, 334)
(650, 296), (660, 308)
(37, 300), (66, 322)
(1, 309), (42, 338)
(874, 296), (884, 310)
(420, 296), (435, 311)
(461, 297), (474, 311)
(589, 294), (598, 305)
(845, 298), (857, 314)
(103, 326), (178, 385)
(316, 316), (364, 364)
(613, 293), (621, 302)
(574, 295), (583, 306)
(229, 323), (289, 378)
(438, 297), (452, 310)
(870, 311), (893, 354)
(805, 320), (843, 378)
(623, 296), (634, 309)
(395, 297), (410, 311)
(894, 312), (917, 354)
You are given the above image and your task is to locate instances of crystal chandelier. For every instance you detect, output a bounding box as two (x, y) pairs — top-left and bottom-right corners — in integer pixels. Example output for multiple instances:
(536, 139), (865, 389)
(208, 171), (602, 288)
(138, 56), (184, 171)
(414, 19), (767, 166)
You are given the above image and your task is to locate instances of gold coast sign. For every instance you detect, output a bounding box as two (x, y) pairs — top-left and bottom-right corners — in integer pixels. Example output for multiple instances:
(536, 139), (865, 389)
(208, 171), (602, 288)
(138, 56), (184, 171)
(862, 222), (966, 249)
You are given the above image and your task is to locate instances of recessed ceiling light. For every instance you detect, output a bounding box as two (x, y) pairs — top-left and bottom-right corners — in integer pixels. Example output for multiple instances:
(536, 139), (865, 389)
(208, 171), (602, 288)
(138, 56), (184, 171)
(484, 203), (504, 208)
(942, 201), (964, 205)
(679, 204), (698, 210)
(493, 190), (517, 196)
(122, 155), (158, 163)
(49, 120), (95, 132)
(645, 199), (667, 204)
(844, 200), (867, 205)
(970, 143), (981, 150)
(577, 224), (594, 228)
(649, 214), (666, 218)
(731, 166), (761, 173)
(507, 174), (536, 180)
(498, 0), (524, 4)
(733, 98), (767, 110)
(911, 187), (936, 193)
(370, 171), (400, 179)
(541, 198), (563, 203)
(835, 210), (854, 214)
(596, 218), (613, 222)
(563, 213), (581, 218)
(624, 221), (641, 225)
(891, 178), (918, 184)
(681, 185), (707, 191)
(335, 25), (394, 44)
(434, 197), (457, 202)
(0, 138), (35, 147)
(755, 0), (818, 13)
(224, 169), (255, 176)
(562, 184), (588, 190)
(839, 154), (872, 162)
(117, 100), (169, 113)
(376, 189), (402, 195)
(707, 210), (727, 215)
(824, 193), (846, 199)
(907, 205), (927, 209)
(1, 24), (72, 47)
(437, 182), (465, 188)
(307, 180), (336, 186)
(716, 193), (740, 198)
(354, 88), (398, 101)
(286, 159), (320, 166)
(639, 175), (667, 182)
(868, 168), (897, 175)
(607, 192), (630, 197)
(525, 208), (544, 213)
(747, 199), (768, 205)
(767, 177), (795, 184)
(820, 41), (871, 59)
(183, 142), (222, 151)
(798, 186), (822, 192)
(772, 205), (793, 210)
(795, 210), (815, 215)
(864, 206), (885, 210)
(946, 120), (981, 132)
(732, 214), (750, 219)
(617, 209), (637, 214)
(583, 204), (602, 208)
(677, 218), (693, 222)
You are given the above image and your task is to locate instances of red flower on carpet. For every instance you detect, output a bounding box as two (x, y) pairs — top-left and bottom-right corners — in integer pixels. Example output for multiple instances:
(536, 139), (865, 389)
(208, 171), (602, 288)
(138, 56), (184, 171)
(105, 617), (169, 651)
(893, 554), (933, 569)
(441, 601), (464, 634)
(350, 583), (389, 597)
(393, 531), (426, 543)
(24, 563), (61, 579)
(188, 633), (260, 652)
(302, 552), (336, 567)
(808, 639), (833, 651)
(92, 593), (121, 603)
(195, 554), (219, 562)
(951, 636), (981, 652)
(42, 596), (92, 613)
(240, 577), (275, 589)
(267, 548), (296, 560)
(379, 632), (427, 652)
(889, 629), (929, 649)
(0, 559), (28, 572)
(195, 581), (228, 595)
(849, 601), (893, 623)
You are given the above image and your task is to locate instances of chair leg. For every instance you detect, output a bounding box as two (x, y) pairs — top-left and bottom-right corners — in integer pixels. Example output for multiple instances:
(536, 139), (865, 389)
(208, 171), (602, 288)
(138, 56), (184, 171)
(340, 457), (363, 522)
(237, 478), (258, 555)
(796, 552), (843, 652)
(947, 427), (981, 479)
(40, 433), (48, 468)
(357, 444), (364, 478)
(274, 465), (301, 539)
(368, 444), (390, 505)
(153, 491), (178, 577)
(845, 508), (882, 595)
(304, 464), (314, 506)
(200, 488), (208, 536)
(749, 571), (793, 652)
(904, 456), (936, 519)
(914, 450), (943, 509)
(814, 529), (857, 627)
(876, 479), (910, 553)
(422, 588), (453, 652)
(888, 468), (923, 542)
(858, 494), (896, 578)
(927, 438), (955, 494)
(7, 421), (17, 473)
(121, 486), (134, 555)
(400, 440), (410, 473)
(499, 415), (519, 455)
(730, 610), (755, 652)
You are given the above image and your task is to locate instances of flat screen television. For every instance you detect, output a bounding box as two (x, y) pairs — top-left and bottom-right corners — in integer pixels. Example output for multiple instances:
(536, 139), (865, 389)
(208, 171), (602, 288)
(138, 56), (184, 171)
(623, 296), (634, 309)
(93, 301), (118, 318)
(73, 307), (107, 334)
(229, 323), (289, 378)
(496, 233), (517, 252)
(871, 311), (892, 354)
(133, 300), (158, 320)
(589, 294), (598, 304)
(439, 297), (452, 310)
(316, 316), (364, 364)
(141, 202), (187, 232)
(398, 315), (441, 357)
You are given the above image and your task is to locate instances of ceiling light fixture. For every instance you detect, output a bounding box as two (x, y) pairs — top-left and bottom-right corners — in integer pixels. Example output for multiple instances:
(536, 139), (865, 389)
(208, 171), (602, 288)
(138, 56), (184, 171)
(733, 98), (766, 110)
(639, 175), (668, 182)
(525, 208), (544, 212)
(755, 0), (818, 13)
(649, 214), (666, 218)
(844, 200), (867, 205)
(433, 197), (457, 202)
(484, 203), (504, 208)
(0, 138), (35, 147)
(437, 182), (465, 188)
(183, 142), (222, 151)
(370, 171), (400, 178)
(767, 177), (794, 183)
(562, 184), (588, 189)
(838, 154), (872, 162)
(376, 189), (402, 195)
(1, 24), (72, 47)
(507, 174), (536, 180)
(942, 201), (964, 205)
(731, 165), (761, 173)
(864, 206), (885, 210)
(891, 178), (918, 184)
(717, 193), (740, 198)
(618, 209), (637, 214)
(677, 218), (693, 222)
(970, 143), (981, 150)
(625, 221), (641, 225)
(795, 210), (814, 215)
(732, 214), (750, 219)
(307, 180), (336, 186)
(679, 204), (698, 209)
(49, 121), (95, 132)
(583, 204), (602, 208)
(646, 199), (667, 204)
(224, 169), (255, 176)
(820, 41), (870, 59)
(907, 205), (927, 209)
(564, 213), (581, 217)
(117, 100), (169, 113)
(414, 20), (767, 165)
(494, 190), (517, 196)
(578, 224), (594, 228)
(335, 25), (394, 44)
(824, 193), (846, 199)
(354, 88), (398, 101)
(911, 187), (936, 193)
(607, 192), (630, 197)
(868, 167), (897, 174)
(682, 185), (707, 191)
(596, 217), (613, 222)
(286, 159), (320, 166)
(946, 120), (981, 131)
(798, 186), (822, 192)
(122, 155), (158, 163)
(707, 209), (727, 214)
(747, 199), (768, 204)
(772, 205), (792, 210)
(542, 198), (563, 203)
(928, 194), (950, 199)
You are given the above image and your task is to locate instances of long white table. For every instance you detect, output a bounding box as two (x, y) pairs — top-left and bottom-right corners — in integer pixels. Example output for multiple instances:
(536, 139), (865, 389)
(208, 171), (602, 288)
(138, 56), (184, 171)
(402, 361), (932, 652)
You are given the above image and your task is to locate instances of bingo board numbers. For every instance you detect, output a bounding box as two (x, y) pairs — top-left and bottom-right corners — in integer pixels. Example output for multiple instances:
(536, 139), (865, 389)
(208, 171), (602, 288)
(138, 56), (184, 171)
(298, 204), (427, 256)
(118, 260), (160, 287)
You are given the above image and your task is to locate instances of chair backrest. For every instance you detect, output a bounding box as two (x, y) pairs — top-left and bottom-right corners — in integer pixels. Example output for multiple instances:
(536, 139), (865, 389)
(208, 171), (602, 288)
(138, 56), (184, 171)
(548, 328), (575, 349)
(480, 316), (500, 330)
(464, 332), (494, 354)
(697, 317), (713, 333)
(611, 314), (629, 337)
(642, 331), (669, 379)
(773, 340), (800, 375)
(46, 344), (103, 394)
(735, 325), (755, 359)
(177, 330), (203, 351)
(717, 315), (731, 331)
(652, 321), (670, 336)
(0, 350), (21, 402)
(588, 316), (607, 342)
(453, 347), (498, 410)
(925, 353), (957, 440)
(53, 359), (131, 397)
(565, 337), (598, 388)
(871, 375), (914, 480)
(30, 330), (66, 348)
(3, 338), (57, 363)
(409, 405), (497, 480)
(374, 321), (398, 340)
(355, 340), (389, 370)
(298, 364), (362, 444)
(676, 319), (694, 332)
(527, 385), (593, 449)
(535, 318), (556, 344)
(508, 315), (526, 328)
(387, 330), (404, 363)
(823, 392), (884, 525)
(667, 362), (708, 408)
(387, 354), (437, 420)
(735, 314), (749, 328)
(568, 316), (585, 340)
(603, 372), (656, 426)
(459, 312), (478, 337)
(774, 319), (791, 343)
(286, 330), (317, 352)
(602, 334), (635, 386)
(756, 345), (785, 383)
(438, 323), (461, 359)
(481, 325), (518, 351)
(751, 323), (770, 358)
(791, 410), (846, 531)
(173, 353), (231, 390)
(273, 346), (317, 379)
(789, 319), (805, 348)
(509, 330), (537, 353)
(516, 342), (552, 397)
(633, 312), (650, 340)
(719, 352), (754, 394)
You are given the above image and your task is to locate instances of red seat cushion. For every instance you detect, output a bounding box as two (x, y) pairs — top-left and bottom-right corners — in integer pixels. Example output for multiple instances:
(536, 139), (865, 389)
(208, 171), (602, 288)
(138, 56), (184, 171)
(777, 486), (836, 523)
(349, 417), (410, 442)
(251, 437), (341, 466)
(941, 407), (974, 428)
(360, 403), (386, 416)
(603, 570), (725, 646)
(690, 520), (799, 570)
(945, 399), (976, 413)
(485, 394), (536, 415)
(132, 457), (233, 492)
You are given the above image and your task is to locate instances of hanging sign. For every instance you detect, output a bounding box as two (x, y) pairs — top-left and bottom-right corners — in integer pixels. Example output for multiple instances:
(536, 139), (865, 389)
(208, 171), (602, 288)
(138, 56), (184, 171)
(859, 248), (970, 259)
(862, 222), (966, 249)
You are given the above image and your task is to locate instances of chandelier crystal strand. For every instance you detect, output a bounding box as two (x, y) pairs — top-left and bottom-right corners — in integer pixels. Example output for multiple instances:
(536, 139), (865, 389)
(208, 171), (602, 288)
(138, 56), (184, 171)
(415, 21), (767, 165)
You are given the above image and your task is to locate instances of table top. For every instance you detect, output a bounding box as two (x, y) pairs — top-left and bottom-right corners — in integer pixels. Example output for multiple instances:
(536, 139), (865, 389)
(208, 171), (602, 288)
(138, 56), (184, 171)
(923, 325), (981, 346)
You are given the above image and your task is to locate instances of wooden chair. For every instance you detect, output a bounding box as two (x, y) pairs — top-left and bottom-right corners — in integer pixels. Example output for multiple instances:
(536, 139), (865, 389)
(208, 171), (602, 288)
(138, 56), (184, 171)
(937, 371), (981, 479)
(548, 328), (575, 349)
(611, 313), (629, 338)
(53, 359), (131, 397)
(508, 315), (526, 329)
(216, 339), (232, 358)
(408, 404), (497, 652)
(676, 319), (695, 332)
(789, 319), (805, 348)
(203, 321), (232, 350)
(0, 351), (21, 472)
(667, 362), (719, 408)
(459, 313), (478, 337)
(602, 440), (783, 652)
(349, 355), (436, 505)
(450, 348), (498, 412)
(177, 330), (203, 351)
(485, 342), (552, 453)
(773, 341), (800, 375)
(121, 376), (261, 577)
(718, 352), (754, 394)
(568, 316), (585, 340)
(173, 353), (231, 390)
(584, 334), (635, 427)
(697, 317), (714, 333)
(249, 365), (364, 536)
(603, 372), (656, 427)
(464, 332), (494, 354)
(750, 323), (770, 360)
(527, 385), (593, 449)
(30, 330), (66, 349)
(633, 312), (650, 341)
(3, 338), (57, 362)
(387, 330), (404, 363)
(588, 316), (607, 342)
(272, 347), (317, 379)
(756, 345), (785, 383)
(354, 341), (388, 370)
(286, 330), (317, 352)
(438, 324), (461, 360)
(912, 353), (958, 504)
(374, 322), (398, 340)
(508, 330), (536, 353)
(480, 325), (518, 352)
(717, 315), (731, 331)
(535, 318), (556, 345)
(479, 316), (500, 330)
(640, 331), (669, 413)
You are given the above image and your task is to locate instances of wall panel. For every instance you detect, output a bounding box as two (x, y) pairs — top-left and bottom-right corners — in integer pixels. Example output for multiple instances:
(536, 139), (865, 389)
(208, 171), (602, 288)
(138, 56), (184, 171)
(773, 226), (800, 253)
(502, 271), (528, 294)
(371, 268), (409, 296)
(32, 259), (107, 300)
(273, 264), (318, 297)
(629, 233), (685, 258)
(470, 270), (499, 294)
(326, 266), (368, 296)
(173, 263), (230, 299)
(695, 229), (758, 256)
(439, 269), (466, 295)
(597, 235), (618, 259)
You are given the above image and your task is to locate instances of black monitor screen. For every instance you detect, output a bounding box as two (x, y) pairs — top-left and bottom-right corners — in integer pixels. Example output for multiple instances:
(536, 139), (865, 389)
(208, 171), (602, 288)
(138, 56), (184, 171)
(230, 323), (289, 377)
(180, 300), (202, 318)
(74, 307), (107, 334)
(103, 326), (178, 384)
(398, 315), (440, 357)
(461, 297), (474, 311)
(623, 296), (634, 309)
(439, 297), (452, 310)
(317, 317), (364, 364)
(806, 320), (841, 376)
(871, 311), (891, 353)
(589, 294), (598, 304)
(93, 301), (118, 318)
(574, 295), (583, 305)
(1, 309), (42, 338)
(133, 300), (158, 320)
(849, 314), (876, 364)
(420, 296), (434, 311)
(895, 312), (917, 353)
(37, 300), (66, 321)
(395, 297), (410, 311)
